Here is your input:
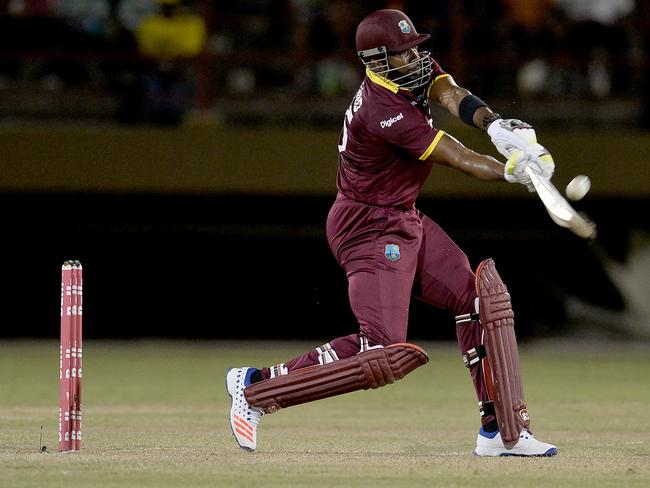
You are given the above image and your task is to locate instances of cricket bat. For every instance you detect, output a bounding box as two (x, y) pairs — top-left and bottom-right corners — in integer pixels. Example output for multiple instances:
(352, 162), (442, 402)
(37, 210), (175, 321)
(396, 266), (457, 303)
(525, 167), (597, 239)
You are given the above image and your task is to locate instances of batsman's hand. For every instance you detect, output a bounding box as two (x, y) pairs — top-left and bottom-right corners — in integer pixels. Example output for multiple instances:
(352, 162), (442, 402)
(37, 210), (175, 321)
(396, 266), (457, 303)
(487, 118), (538, 158)
(488, 118), (555, 183)
(504, 149), (555, 191)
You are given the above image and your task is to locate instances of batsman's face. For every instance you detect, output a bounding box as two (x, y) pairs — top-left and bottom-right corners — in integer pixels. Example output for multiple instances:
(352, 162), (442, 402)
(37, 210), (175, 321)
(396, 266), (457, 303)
(387, 47), (421, 75)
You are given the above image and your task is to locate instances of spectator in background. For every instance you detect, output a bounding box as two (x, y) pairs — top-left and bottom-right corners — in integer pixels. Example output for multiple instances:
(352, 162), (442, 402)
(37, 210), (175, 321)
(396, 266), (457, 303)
(291, 0), (361, 96)
(210, 0), (294, 95)
(7, 0), (53, 16)
(102, 1), (140, 123)
(2, 0), (136, 91)
(133, 0), (206, 125)
(53, 0), (111, 42)
(554, 0), (635, 97)
(0, 0), (14, 86)
(1, 0), (69, 89)
(497, 0), (567, 97)
(499, 0), (556, 57)
(50, 0), (112, 88)
(118, 0), (158, 32)
(638, 0), (650, 129)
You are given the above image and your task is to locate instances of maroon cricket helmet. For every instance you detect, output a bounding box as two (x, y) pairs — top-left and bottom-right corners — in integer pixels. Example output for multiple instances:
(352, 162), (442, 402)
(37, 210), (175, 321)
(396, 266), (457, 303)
(355, 9), (430, 58)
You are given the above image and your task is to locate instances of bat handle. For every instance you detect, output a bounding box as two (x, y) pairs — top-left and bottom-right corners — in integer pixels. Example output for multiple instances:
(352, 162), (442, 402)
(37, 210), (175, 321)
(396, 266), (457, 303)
(524, 166), (543, 178)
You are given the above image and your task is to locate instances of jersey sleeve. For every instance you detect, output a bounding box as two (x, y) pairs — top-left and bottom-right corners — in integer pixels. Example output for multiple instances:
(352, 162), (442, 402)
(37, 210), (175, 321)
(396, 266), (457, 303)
(368, 100), (445, 161)
(430, 57), (450, 84)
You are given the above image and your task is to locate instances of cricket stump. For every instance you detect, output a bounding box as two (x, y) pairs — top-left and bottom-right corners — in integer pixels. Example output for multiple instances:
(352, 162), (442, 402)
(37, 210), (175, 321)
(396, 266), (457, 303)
(59, 260), (83, 451)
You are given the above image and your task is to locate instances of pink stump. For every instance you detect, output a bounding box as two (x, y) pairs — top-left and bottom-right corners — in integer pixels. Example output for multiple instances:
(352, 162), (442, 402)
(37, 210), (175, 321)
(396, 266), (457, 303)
(59, 260), (83, 452)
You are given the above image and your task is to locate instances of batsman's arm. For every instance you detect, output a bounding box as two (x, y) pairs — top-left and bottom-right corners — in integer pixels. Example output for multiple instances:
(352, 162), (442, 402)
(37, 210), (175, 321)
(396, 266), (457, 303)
(428, 75), (499, 130)
(427, 132), (505, 181)
(428, 75), (554, 186)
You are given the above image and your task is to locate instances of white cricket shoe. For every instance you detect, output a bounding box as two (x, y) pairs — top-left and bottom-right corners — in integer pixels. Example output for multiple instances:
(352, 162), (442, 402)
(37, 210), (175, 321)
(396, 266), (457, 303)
(473, 427), (558, 457)
(226, 367), (264, 451)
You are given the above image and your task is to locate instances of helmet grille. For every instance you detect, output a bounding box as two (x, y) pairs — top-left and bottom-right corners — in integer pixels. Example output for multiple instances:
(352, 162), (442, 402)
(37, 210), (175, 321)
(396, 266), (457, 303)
(359, 49), (433, 91)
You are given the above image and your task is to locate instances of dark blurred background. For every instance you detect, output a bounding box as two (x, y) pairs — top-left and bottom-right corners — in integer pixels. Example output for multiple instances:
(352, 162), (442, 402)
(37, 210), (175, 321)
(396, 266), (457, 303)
(1, 0), (649, 342)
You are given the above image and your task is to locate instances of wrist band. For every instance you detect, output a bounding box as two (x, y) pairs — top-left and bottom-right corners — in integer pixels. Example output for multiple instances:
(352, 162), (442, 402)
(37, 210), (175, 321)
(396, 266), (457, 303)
(458, 94), (488, 127)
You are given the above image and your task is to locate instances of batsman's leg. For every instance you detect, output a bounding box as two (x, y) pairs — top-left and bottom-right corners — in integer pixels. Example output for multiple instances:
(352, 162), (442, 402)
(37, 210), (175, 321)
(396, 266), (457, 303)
(226, 205), (425, 451)
(455, 299), (556, 456)
(469, 259), (557, 456)
(413, 214), (496, 429)
(414, 215), (557, 456)
(225, 337), (428, 451)
(245, 343), (428, 413)
(226, 258), (419, 452)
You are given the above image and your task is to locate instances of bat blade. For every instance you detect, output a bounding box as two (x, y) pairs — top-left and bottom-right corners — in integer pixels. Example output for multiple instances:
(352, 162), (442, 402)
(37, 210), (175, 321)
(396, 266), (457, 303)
(525, 167), (597, 239)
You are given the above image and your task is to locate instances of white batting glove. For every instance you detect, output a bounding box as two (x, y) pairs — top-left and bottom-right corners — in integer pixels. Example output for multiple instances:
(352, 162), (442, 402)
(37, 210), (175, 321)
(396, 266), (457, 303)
(487, 118), (537, 159)
(488, 118), (555, 182)
(504, 149), (554, 191)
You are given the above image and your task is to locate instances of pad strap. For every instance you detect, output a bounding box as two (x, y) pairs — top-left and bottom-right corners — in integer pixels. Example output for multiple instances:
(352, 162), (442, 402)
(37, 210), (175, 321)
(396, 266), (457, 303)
(462, 345), (487, 368)
(479, 400), (496, 419)
(455, 312), (480, 325)
(316, 342), (339, 365)
(269, 363), (288, 378)
(244, 343), (428, 414)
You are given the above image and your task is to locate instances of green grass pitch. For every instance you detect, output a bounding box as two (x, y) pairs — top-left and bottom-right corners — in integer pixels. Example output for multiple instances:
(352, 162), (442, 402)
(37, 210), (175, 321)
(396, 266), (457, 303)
(1, 340), (649, 487)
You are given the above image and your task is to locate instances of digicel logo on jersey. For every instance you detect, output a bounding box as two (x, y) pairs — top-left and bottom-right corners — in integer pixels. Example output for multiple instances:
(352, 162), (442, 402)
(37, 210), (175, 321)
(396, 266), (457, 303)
(380, 113), (403, 128)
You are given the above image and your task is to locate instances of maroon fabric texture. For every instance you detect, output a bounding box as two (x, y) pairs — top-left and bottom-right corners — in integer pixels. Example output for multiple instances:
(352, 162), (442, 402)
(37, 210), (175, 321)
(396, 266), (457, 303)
(327, 197), (422, 345)
(336, 60), (445, 209)
(260, 64), (494, 424)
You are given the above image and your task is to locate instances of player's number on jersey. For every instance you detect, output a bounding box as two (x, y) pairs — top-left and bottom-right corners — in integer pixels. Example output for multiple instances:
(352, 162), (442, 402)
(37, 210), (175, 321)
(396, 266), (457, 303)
(338, 106), (353, 153)
(338, 88), (363, 153)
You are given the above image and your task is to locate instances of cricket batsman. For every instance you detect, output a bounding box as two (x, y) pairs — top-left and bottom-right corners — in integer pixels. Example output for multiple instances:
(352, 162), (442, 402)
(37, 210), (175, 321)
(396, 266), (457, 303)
(226, 9), (558, 457)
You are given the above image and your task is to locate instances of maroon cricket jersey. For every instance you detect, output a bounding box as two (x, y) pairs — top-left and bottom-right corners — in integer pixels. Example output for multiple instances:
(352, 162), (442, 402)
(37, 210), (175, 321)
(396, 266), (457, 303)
(336, 61), (448, 208)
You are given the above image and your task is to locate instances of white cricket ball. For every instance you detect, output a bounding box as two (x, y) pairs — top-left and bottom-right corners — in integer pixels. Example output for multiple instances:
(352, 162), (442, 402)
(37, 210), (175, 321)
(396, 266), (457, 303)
(565, 175), (591, 201)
